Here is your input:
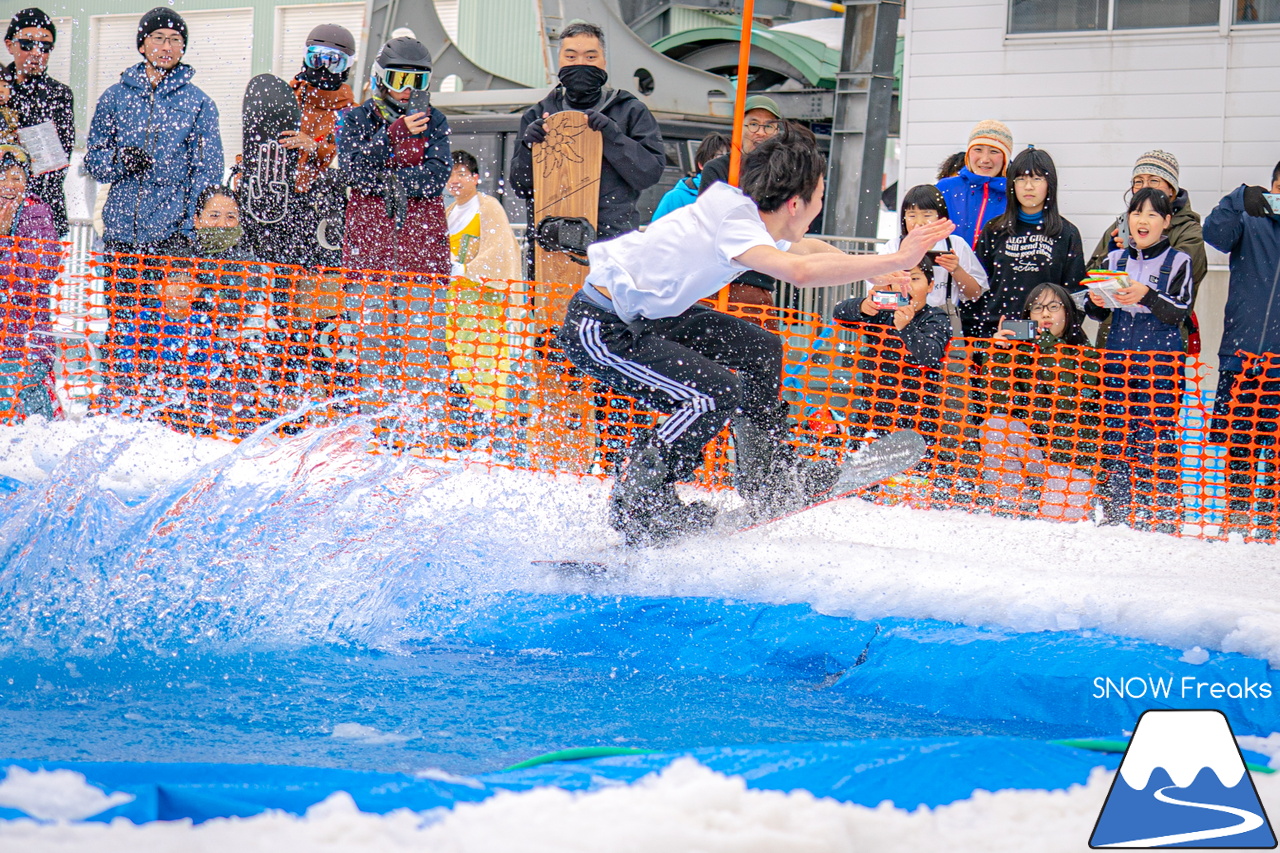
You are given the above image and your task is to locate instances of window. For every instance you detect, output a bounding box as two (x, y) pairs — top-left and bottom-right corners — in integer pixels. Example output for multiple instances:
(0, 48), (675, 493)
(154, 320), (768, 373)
(1009, 0), (1221, 33)
(1237, 0), (1280, 22)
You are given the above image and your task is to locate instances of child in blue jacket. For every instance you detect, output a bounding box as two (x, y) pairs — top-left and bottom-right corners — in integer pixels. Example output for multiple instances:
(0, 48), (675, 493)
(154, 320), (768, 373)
(936, 120), (1011, 248)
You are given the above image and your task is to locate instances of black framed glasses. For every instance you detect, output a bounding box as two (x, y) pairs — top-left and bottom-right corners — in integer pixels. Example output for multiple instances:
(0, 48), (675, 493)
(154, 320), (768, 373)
(14, 38), (53, 54)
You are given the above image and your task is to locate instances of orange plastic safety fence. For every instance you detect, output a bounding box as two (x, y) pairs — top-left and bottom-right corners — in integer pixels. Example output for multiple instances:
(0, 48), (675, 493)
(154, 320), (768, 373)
(0, 235), (64, 419)
(4, 246), (1277, 544)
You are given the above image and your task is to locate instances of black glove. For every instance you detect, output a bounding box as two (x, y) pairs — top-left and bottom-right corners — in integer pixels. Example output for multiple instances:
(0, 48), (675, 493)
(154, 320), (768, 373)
(1243, 185), (1273, 217)
(584, 109), (619, 137)
(382, 171), (408, 229)
(522, 117), (547, 148)
(118, 146), (154, 177)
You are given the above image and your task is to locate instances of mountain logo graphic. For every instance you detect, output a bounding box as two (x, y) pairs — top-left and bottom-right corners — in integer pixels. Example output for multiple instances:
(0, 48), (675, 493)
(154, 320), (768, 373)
(1090, 709), (1276, 848)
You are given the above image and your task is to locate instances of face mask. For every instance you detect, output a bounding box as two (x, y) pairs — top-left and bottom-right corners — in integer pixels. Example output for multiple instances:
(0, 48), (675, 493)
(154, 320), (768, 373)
(558, 64), (608, 108)
(197, 225), (242, 255)
(298, 64), (347, 91)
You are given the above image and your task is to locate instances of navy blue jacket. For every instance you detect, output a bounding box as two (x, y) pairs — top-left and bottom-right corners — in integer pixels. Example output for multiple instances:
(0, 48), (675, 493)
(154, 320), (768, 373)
(337, 101), (451, 198)
(936, 167), (1008, 248)
(1203, 185), (1280, 372)
(85, 63), (223, 247)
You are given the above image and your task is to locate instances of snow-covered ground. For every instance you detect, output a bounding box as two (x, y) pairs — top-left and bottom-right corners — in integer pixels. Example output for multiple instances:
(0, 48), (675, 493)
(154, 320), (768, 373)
(2, 416), (1277, 850)
(0, 754), (1277, 853)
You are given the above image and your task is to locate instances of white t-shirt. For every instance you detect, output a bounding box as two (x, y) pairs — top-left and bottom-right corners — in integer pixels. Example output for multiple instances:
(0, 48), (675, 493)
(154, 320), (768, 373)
(586, 182), (789, 323)
(446, 194), (481, 236)
(878, 232), (989, 308)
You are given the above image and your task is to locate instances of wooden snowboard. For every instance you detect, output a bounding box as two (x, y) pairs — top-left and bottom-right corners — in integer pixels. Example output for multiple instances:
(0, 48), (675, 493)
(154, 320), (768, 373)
(528, 111), (602, 473)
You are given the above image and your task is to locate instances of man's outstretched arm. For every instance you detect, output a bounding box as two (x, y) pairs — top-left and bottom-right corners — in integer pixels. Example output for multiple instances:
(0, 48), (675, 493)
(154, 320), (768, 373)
(738, 219), (954, 288)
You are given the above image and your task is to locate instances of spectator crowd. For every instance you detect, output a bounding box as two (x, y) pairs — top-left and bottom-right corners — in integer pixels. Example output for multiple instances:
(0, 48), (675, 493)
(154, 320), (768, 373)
(1, 6), (1279, 537)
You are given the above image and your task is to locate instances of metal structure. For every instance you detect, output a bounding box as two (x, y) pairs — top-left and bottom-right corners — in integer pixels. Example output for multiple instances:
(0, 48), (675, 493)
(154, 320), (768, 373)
(365, 0), (526, 92)
(825, 0), (899, 238)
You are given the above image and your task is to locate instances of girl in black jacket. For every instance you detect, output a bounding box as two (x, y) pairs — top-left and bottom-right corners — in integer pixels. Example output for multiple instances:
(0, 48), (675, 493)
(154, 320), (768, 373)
(967, 148), (1085, 338)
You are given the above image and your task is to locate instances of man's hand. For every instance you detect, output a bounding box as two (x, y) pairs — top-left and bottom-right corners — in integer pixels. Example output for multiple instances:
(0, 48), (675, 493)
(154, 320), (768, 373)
(402, 111), (431, 136)
(868, 271), (911, 296)
(584, 109), (619, 138)
(1244, 185), (1273, 218)
(118, 146), (154, 178)
(897, 219), (955, 268)
(523, 113), (550, 148)
(277, 130), (319, 155)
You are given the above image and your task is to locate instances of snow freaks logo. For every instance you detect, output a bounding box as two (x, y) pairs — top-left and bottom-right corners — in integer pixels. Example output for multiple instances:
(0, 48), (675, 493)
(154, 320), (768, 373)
(1089, 710), (1277, 848)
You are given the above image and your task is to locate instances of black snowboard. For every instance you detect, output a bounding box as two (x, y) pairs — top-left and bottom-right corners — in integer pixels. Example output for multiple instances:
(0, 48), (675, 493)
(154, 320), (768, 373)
(240, 74), (302, 230)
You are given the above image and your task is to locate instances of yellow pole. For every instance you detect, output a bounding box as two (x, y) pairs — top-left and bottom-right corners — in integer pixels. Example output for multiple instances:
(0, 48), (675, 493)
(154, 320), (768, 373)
(717, 0), (756, 312)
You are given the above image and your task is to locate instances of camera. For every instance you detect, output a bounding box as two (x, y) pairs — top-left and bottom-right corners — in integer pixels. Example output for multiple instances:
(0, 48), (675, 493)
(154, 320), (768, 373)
(870, 289), (907, 310)
(999, 318), (1038, 341)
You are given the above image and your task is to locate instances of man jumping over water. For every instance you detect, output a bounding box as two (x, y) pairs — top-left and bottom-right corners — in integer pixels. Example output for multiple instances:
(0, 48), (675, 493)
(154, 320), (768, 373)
(559, 126), (954, 545)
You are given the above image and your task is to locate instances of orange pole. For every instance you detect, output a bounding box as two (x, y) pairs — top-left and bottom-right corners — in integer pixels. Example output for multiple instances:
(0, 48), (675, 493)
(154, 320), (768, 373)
(717, 0), (755, 312)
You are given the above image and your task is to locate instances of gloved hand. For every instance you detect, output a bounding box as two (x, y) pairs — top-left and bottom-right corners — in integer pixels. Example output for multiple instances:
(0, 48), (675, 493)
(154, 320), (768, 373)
(1243, 185), (1274, 217)
(382, 171), (408, 229)
(584, 109), (619, 138)
(522, 117), (547, 148)
(118, 146), (154, 178)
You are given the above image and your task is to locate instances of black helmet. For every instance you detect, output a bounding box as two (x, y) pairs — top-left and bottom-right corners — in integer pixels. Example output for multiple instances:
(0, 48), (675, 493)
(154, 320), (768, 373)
(306, 23), (355, 56)
(375, 36), (431, 71)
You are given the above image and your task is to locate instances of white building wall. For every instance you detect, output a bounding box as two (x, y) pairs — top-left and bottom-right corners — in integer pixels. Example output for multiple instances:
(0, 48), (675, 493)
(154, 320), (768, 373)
(900, 0), (1280, 264)
(899, 0), (1280, 372)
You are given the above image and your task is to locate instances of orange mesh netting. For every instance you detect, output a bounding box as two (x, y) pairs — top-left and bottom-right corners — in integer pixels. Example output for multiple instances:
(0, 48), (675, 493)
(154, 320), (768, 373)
(3, 245), (1277, 544)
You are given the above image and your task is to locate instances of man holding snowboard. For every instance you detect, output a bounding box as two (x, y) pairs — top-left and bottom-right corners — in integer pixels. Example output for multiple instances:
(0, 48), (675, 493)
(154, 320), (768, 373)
(559, 127), (954, 545)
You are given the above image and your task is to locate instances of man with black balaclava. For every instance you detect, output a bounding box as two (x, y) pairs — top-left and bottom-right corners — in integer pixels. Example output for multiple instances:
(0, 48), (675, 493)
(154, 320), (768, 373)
(509, 20), (664, 255)
(248, 23), (355, 267)
(337, 35), (450, 275)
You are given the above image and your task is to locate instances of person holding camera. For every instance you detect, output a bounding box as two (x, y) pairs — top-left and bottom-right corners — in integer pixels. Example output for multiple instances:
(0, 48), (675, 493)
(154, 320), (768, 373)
(1084, 187), (1193, 532)
(974, 282), (1099, 522)
(833, 255), (952, 370)
(876, 184), (987, 334)
(968, 147), (1085, 338)
(338, 36), (450, 276)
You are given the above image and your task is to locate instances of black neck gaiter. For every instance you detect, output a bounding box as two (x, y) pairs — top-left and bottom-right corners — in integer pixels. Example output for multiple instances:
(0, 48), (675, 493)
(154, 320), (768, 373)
(558, 64), (608, 110)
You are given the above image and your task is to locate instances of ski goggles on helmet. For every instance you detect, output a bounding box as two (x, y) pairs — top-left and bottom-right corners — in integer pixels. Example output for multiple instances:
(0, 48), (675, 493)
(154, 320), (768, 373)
(371, 61), (430, 92)
(304, 44), (352, 74)
(0, 144), (32, 175)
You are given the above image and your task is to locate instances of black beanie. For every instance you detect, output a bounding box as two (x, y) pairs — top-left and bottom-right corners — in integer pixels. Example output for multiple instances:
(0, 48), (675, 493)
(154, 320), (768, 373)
(6, 8), (56, 43)
(136, 7), (187, 49)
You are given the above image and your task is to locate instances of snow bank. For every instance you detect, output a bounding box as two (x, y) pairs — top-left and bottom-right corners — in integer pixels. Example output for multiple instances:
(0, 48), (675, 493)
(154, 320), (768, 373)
(0, 758), (1276, 853)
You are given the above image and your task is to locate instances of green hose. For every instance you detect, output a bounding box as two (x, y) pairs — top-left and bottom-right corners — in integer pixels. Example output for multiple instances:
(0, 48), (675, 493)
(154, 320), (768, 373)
(1054, 738), (1276, 775)
(502, 746), (656, 772)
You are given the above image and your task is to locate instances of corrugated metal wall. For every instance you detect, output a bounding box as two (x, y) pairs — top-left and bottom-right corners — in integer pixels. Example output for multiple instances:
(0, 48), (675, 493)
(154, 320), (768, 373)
(456, 0), (547, 88)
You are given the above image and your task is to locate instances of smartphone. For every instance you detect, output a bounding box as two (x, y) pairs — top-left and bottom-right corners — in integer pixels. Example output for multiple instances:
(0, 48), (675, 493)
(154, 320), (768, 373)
(1000, 318), (1038, 341)
(871, 290), (907, 310)
(1265, 193), (1280, 215)
(924, 250), (944, 263)
(1116, 213), (1130, 247)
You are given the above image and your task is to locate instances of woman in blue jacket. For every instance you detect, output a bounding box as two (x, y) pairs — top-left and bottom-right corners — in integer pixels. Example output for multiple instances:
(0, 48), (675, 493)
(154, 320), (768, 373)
(936, 120), (1012, 248)
(84, 8), (223, 254)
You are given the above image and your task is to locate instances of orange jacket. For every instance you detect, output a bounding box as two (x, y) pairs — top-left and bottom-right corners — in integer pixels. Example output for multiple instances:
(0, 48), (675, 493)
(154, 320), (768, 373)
(290, 78), (355, 194)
